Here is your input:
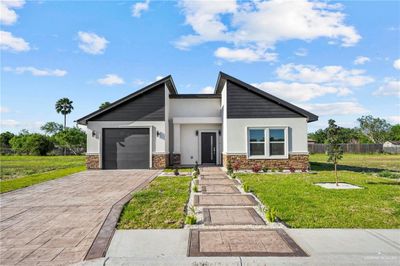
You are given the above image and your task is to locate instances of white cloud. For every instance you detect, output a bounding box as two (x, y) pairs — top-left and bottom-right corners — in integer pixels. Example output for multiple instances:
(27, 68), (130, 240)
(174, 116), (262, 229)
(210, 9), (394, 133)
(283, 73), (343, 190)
(299, 102), (368, 116)
(132, 0), (150, 17)
(353, 56), (370, 65)
(176, 0), (360, 62)
(0, 107), (10, 113)
(214, 47), (277, 62)
(200, 86), (214, 94)
(3, 66), (67, 77)
(393, 58), (400, 70)
(0, 0), (25, 25)
(387, 116), (400, 124)
(0, 119), (19, 127)
(0, 31), (30, 52)
(294, 48), (308, 57)
(373, 79), (400, 97)
(276, 63), (374, 87)
(253, 81), (351, 102)
(78, 31), (108, 55)
(97, 74), (125, 86)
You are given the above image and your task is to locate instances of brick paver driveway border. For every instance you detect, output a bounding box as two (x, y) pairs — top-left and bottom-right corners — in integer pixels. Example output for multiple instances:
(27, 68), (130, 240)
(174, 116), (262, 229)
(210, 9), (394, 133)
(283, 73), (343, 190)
(84, 171), (158, 260)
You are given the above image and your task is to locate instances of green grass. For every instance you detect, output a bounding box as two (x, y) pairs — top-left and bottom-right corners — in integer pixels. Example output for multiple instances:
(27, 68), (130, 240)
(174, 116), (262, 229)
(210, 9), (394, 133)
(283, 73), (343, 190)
(310, 153), (400, 172)
(240, 171), (400, 228)
(0, 166), (85, 193)
(0, 155), (85, 180)
(0, 155), (86, 193)
(118, 176), (192, 229)
(163, 167), (193, 173)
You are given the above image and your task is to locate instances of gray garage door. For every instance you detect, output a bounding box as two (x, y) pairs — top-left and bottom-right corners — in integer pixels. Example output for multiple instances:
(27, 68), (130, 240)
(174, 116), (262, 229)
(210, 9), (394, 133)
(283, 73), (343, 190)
(102, 128), (150, 169)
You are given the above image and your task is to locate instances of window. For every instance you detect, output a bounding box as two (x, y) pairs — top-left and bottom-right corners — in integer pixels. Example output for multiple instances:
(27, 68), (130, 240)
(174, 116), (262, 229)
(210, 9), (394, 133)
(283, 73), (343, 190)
(248, 128), (287, 158)
(269, 129), (285, 156)
(249, 129), (265, 156)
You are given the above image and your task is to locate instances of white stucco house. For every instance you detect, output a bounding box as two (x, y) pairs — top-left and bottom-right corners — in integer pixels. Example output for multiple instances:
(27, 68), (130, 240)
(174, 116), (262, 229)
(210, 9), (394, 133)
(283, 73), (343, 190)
(77, 72), (318, 170)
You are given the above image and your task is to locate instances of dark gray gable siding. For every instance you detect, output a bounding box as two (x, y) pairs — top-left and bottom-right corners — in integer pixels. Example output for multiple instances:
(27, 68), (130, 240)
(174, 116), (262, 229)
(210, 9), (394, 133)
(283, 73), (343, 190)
(227, 81), (303, 119)
(89, 84), (165, 122)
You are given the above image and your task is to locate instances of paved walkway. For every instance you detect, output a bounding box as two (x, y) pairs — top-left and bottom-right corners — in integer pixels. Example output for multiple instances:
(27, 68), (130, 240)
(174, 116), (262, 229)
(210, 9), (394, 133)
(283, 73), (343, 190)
(0, 170), (158, 265)
(188, 167), (306, 257)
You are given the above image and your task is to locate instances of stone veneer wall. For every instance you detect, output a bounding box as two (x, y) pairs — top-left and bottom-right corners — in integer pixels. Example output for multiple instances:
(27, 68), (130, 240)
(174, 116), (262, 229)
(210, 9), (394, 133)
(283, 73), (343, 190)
(172, 154), (181, 165)
(222, 154), (309, 170)
(152, 154), (169, 169)
(86, 154), (100, 169)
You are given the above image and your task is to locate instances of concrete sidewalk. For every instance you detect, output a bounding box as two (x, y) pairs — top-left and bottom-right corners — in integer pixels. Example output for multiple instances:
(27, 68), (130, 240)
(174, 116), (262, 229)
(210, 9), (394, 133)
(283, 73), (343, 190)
(80, 228), (400, 265)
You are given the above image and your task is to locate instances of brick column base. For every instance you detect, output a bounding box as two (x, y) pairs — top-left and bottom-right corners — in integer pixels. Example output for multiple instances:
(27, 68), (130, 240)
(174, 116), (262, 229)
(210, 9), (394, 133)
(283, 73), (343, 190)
(172, 154), (181, 165)
(152, 154), (169, 169)
(86, 154), (100, 169)
(222, 153), (309, 170)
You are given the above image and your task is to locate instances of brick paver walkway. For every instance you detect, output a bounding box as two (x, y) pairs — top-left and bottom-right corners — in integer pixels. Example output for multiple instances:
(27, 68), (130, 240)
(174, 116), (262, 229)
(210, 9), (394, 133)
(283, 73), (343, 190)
(188, 167), (307, 257)
(0, 170), (158, 265)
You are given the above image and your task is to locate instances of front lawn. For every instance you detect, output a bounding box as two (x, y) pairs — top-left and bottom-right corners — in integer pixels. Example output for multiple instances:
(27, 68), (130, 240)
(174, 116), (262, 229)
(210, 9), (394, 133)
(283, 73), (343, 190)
(310, 153), (400, 172)
(118, 176), (192, 229)
(0, 155), (85, 180)
(239, 171), (400, 228)
(163, 167), (193, 173)
(0, 155), (85, 193)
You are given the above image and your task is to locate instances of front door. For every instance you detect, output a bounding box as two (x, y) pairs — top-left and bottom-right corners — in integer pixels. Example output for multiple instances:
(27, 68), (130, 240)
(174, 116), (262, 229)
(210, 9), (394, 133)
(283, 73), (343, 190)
(201, 132), (217, 164)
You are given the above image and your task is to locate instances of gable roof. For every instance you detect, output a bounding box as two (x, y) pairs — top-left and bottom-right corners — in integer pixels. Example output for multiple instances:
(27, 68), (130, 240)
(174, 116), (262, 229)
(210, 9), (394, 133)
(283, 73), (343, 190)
(214, 72), (318, 122)
(77, 75), (176, 125)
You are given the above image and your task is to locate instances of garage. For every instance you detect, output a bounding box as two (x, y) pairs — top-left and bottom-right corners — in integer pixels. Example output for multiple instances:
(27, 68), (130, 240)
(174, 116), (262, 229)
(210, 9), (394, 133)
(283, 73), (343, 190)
(102, 128), (150, 169)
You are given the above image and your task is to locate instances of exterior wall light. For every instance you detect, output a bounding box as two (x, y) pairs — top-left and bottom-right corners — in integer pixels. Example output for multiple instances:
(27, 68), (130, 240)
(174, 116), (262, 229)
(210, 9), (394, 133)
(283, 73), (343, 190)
(195, 130), (199, 136)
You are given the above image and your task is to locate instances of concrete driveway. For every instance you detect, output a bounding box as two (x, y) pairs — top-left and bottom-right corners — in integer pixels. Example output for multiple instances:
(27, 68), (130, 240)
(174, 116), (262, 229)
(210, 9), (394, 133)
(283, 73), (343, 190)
(0, 170), (159, 265)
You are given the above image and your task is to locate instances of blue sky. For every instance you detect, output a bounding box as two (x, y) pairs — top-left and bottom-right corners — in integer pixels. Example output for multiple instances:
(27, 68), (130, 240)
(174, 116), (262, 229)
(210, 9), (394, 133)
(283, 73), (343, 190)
(1, 0), (399, 133)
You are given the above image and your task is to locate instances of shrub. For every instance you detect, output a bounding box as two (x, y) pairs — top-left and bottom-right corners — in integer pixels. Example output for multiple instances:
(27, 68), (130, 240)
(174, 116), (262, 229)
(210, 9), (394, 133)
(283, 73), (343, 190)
(277, 168), (283, 172)
(232, 160), (241, 171)
(192, 184), (198, 192)
(174, 167), (179, 176)
(266, 207), (277, 223)
(10, 133), (54, 155)
(262, 166), (268, 173)
(193, 172), (198, 179)
(185, 215), (197, 225)
(226, 161), (233, 175)
(252, 164), (261, 173)
(301, 167), (308, 173)
(378, 170), (399, 179)
(194, 161), (199, 172)
(231, 174), (236, 179)
(289, 167), (296, 173)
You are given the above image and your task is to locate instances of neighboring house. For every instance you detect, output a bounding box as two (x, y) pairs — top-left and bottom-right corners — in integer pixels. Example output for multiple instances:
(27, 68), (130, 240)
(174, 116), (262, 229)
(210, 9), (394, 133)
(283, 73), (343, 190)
(77, 72), (318, 170)
(383, 141), (400, 154)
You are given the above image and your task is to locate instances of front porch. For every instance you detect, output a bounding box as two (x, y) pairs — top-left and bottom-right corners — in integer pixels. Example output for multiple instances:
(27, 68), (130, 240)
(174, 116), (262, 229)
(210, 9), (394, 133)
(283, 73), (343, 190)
(171, 117), (222, 166)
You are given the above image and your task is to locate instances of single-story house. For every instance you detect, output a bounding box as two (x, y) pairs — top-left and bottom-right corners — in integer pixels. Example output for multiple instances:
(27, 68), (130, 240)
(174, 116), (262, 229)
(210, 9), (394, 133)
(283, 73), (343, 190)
(77, 72), (318, 170)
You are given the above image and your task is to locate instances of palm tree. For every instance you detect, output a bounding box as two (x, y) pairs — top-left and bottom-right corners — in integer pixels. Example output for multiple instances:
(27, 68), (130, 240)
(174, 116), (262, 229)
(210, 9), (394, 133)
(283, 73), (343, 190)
(55, 98), (74, 129)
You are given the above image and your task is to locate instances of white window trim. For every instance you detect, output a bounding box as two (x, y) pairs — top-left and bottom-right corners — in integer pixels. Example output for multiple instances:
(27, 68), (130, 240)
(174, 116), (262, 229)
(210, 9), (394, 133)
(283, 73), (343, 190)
(246, 126), (288, 159)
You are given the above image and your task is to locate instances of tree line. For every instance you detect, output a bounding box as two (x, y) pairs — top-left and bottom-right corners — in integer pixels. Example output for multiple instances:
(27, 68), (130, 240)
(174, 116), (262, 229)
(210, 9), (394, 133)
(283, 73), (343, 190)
(0, 97), (86, 156)
(308, 115), (400, 144)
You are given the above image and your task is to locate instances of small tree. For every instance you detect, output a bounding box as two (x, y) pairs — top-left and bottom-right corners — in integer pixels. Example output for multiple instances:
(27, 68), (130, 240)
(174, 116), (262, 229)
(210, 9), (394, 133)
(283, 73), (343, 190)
(326, 119), (343, 186)
(99, 101), (111, 109)
(41, 122), (63, 135)
(53, 127), (86, 155)
(55, 98), (74, 129)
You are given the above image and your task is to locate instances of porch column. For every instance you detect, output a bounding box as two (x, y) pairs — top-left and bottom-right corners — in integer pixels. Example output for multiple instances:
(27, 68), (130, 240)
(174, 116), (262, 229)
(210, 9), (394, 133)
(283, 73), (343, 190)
(173, 123), (181, 165)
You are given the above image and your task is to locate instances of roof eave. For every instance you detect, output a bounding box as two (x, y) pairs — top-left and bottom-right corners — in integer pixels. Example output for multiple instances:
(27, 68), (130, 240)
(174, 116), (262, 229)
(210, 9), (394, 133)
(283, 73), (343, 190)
(76, 75), (175, 125)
